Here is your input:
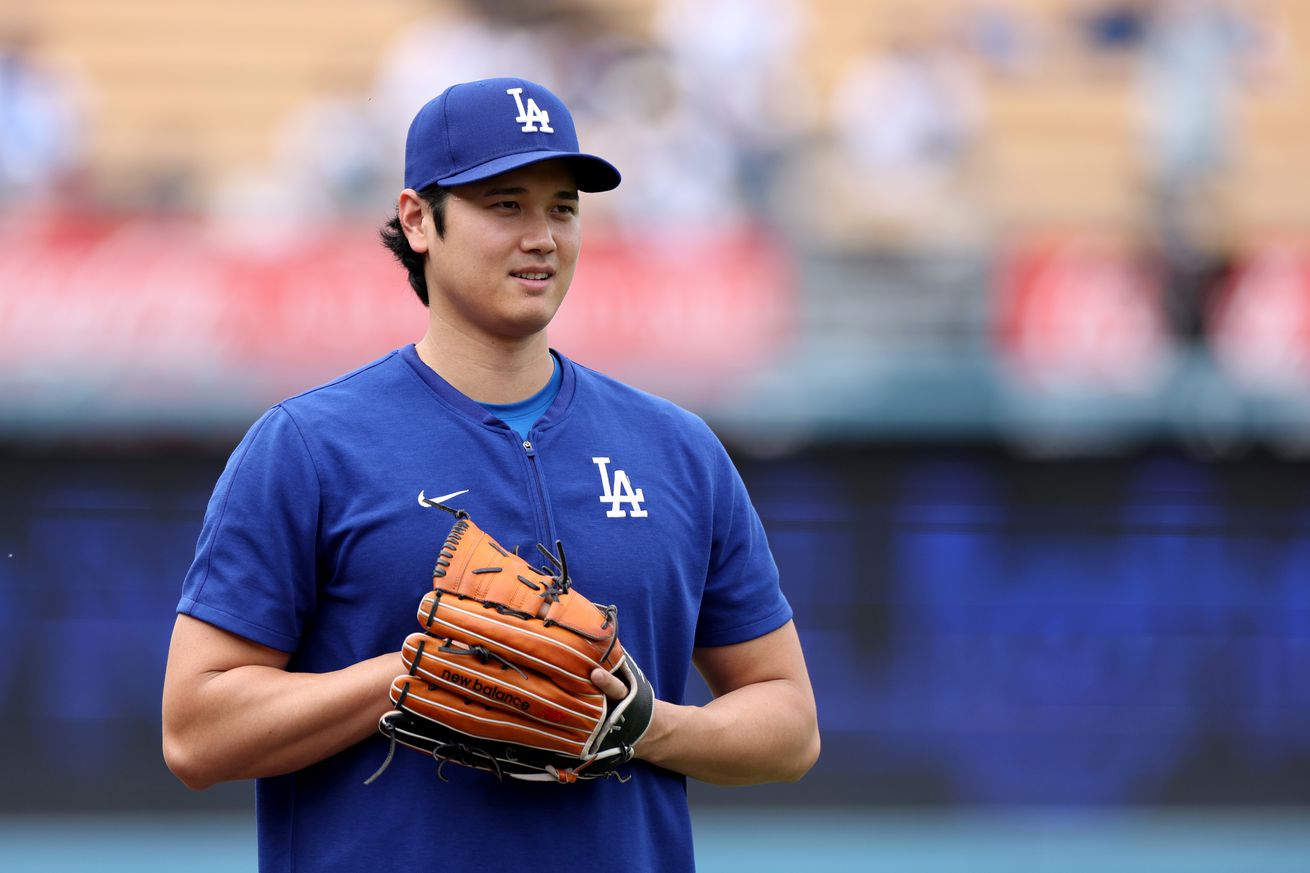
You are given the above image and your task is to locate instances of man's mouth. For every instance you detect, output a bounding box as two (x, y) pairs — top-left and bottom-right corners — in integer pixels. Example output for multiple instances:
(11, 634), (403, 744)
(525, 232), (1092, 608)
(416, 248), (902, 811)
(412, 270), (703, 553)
(511, 272), (552, 281)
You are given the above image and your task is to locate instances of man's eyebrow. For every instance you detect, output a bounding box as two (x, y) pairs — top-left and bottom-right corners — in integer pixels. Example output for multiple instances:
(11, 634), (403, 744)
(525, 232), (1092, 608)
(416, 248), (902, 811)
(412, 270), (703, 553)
(480, 186), (579, 201)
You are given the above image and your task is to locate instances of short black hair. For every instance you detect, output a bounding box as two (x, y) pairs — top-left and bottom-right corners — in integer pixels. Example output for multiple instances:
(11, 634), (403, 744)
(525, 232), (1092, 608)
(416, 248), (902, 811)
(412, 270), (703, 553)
(379, 184), (450, 306)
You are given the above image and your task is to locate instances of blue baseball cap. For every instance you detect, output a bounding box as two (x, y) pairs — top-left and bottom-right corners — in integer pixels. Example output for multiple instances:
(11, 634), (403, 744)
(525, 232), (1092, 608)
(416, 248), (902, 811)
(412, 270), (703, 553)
(403, 77), (621, 193)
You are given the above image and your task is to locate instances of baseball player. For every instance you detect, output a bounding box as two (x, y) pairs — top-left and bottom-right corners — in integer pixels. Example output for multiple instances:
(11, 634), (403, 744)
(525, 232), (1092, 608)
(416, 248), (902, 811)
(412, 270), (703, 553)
(161, 77), (819, 873)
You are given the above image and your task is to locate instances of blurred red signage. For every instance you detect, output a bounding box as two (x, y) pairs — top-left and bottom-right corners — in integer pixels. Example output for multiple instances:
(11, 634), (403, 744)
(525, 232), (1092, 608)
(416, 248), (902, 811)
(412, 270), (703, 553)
(1209, 242), (1310, 394)
(996, 234), (1170, 394)
(0, 215), (793, 422)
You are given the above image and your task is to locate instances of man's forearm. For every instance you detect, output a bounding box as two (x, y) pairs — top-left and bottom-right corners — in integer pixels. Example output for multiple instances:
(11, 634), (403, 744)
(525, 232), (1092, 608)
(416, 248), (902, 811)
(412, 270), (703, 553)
(174, 655), (398, 786)
(164, 647), (401, 790)
(633, 678), (820, 786)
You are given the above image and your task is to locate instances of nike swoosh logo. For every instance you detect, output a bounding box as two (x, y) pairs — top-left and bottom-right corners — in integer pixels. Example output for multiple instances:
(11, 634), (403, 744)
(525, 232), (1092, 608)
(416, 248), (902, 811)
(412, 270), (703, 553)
(417, 489), (469, 507)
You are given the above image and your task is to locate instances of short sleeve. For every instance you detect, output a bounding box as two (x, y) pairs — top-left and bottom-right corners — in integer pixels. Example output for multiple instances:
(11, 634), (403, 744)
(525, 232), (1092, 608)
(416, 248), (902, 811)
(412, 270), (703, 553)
(694, 438), (792, 648)
(177, 405), (320, 652)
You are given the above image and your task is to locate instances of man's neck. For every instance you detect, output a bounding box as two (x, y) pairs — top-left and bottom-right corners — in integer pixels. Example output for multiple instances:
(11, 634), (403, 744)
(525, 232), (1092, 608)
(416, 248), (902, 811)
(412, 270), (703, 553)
(414, 326), (555, 405)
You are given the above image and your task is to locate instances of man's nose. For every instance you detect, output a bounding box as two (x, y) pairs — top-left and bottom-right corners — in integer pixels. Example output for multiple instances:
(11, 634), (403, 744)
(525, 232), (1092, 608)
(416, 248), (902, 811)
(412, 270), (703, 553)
(520, 212), (557, 254)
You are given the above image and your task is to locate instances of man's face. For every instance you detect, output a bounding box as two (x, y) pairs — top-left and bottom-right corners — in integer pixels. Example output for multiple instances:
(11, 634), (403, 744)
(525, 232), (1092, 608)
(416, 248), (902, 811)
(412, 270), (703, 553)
(421, 160), (581, 342)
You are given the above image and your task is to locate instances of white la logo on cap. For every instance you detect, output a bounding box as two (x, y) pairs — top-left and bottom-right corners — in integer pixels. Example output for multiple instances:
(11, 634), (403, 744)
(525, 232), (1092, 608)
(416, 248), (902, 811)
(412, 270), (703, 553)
(506, 87), (554, 134)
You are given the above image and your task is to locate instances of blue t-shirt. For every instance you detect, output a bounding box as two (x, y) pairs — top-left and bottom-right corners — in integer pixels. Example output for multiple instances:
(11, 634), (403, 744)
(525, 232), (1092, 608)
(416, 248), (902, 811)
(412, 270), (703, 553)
(477, 351), (562, 438)
(178, 345), (791, 873)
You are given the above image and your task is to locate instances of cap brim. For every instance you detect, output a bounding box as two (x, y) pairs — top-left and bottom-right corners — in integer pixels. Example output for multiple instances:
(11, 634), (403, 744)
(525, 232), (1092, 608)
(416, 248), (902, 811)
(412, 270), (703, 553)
(436, 150), (621, 192)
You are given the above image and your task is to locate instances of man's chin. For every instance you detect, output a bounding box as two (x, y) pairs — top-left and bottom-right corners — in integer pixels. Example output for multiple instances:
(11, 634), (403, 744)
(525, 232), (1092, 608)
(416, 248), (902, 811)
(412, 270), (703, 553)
(503, 300), (566, 337)
(491, 313), (558, 342)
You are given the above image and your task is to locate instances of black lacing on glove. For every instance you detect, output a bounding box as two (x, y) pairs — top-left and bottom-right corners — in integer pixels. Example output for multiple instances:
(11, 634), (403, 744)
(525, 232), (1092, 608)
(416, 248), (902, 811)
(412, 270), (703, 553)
(437, 640), (528, 680)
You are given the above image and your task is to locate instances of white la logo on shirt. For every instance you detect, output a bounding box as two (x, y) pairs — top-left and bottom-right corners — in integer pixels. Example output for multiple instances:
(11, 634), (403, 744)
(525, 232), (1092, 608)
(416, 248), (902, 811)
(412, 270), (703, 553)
(506, 87), (554, 133)
(593, 457), (647, 517)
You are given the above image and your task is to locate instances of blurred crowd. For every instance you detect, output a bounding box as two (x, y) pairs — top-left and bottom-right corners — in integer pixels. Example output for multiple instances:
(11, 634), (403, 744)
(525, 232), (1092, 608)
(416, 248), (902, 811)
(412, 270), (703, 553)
(0, 19), (89, 209)
(207, 0), (818, 238)
(215, 0), (1289, 256)
(0, 0), (1290, 244)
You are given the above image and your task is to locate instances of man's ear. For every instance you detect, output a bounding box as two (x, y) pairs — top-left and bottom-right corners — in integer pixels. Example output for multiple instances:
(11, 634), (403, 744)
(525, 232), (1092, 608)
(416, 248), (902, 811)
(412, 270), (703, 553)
(397, 188), (430, 254)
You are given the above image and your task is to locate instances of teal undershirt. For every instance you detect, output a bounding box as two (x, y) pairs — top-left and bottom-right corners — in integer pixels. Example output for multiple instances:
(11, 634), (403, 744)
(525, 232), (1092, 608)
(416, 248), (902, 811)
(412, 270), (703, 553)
(476, 353), (562, 439)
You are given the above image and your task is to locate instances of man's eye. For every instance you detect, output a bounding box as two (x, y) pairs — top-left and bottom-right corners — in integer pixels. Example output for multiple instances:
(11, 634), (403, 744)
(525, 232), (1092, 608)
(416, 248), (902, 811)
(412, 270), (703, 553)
(495, 201), (519, 210)
(554, 204), (577, 215)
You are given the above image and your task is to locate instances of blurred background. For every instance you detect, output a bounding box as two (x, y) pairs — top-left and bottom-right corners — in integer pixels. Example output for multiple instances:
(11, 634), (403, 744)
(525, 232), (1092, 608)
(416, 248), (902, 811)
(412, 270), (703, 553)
(3, 0), (1310, 870)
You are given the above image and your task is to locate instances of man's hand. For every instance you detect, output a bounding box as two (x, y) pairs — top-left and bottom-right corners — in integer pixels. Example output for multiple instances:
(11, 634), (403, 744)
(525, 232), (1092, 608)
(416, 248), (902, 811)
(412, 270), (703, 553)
(589, 666), (628, 699)
(590, 666), (671, 760)
(591, 621), (820, 786)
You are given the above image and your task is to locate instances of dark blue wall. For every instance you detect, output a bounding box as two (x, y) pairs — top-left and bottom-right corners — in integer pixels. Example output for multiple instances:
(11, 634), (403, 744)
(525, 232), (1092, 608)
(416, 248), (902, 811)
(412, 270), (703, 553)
(3, 445), (1308, 811)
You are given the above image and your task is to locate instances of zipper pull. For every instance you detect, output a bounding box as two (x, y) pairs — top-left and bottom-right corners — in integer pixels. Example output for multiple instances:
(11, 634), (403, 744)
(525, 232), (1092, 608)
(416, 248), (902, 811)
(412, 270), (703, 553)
(522, 439), (535, 456)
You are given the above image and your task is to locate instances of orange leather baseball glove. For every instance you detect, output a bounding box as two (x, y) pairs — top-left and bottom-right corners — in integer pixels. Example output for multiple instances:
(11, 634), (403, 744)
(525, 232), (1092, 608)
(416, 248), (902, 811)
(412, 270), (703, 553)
(366, 494), (654, 784)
